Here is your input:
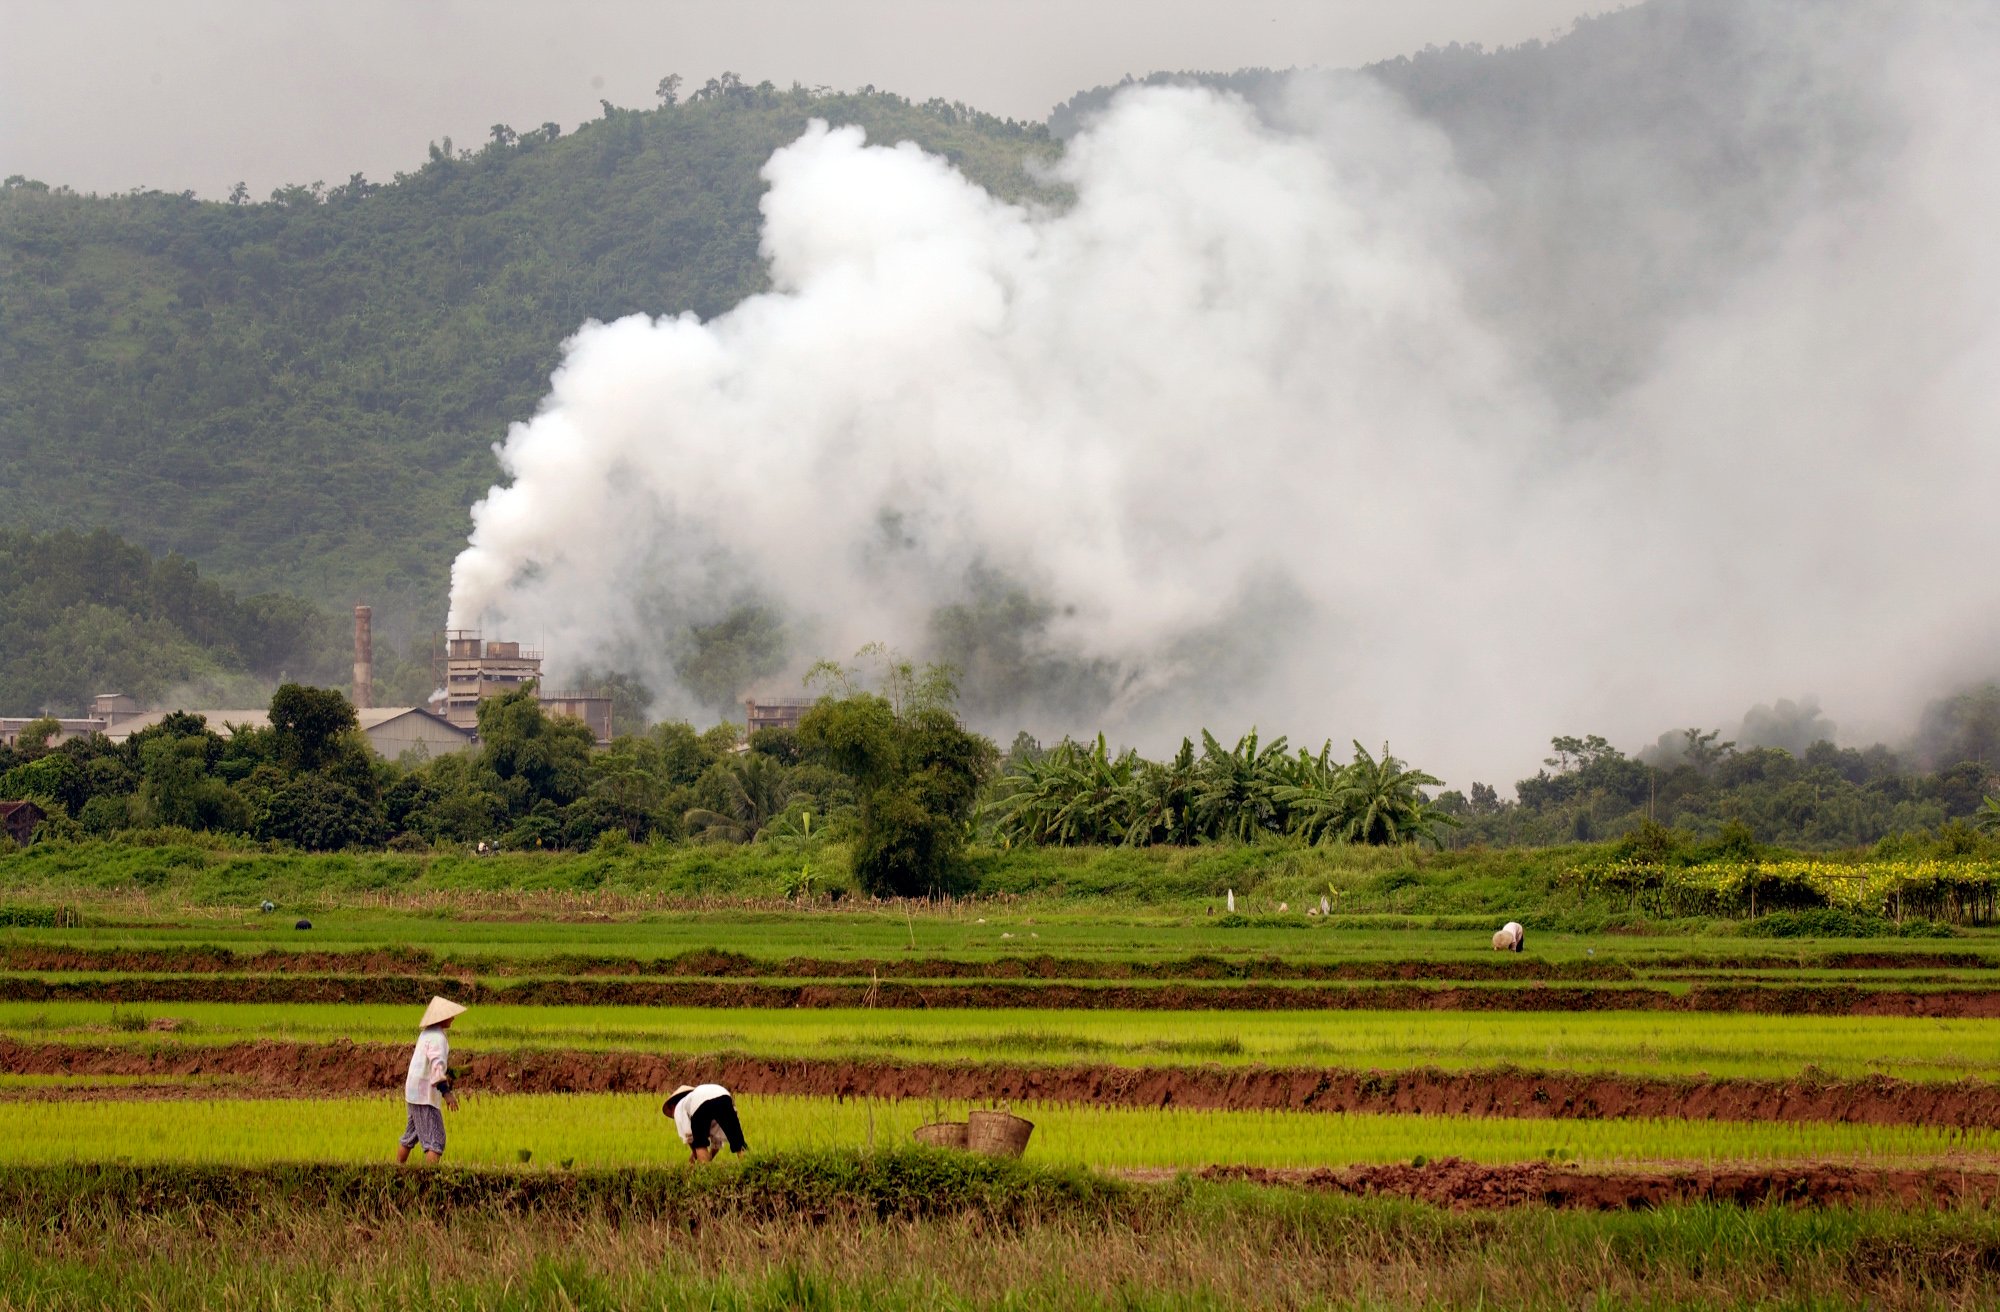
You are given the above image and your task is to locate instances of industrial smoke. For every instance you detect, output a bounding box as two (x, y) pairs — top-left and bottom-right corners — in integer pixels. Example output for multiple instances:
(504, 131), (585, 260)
(448, 1), (2000, 786)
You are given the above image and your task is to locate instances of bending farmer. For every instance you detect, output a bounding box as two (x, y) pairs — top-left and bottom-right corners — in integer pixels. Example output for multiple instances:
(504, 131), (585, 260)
(664, 1083), (749, 1163)
(396, 995), (465, 1163)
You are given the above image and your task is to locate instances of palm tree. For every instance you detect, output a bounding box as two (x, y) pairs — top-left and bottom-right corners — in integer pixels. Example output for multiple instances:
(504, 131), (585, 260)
(1191, 729), (1292, 841)
(684, 754), (791, 843)
(985, 735), (1138, 846)
(1272, 741), (1349, 844)
(1326, 741), (1457, 847)
(1121, 738), (1201, 846)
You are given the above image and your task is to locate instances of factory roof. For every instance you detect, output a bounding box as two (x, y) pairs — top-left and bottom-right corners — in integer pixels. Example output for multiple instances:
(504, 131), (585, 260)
(105, 706), (469, 742)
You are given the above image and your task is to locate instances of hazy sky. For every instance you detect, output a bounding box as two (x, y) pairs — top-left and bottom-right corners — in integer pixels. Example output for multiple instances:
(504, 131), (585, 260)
(5, 0), (1607, 198)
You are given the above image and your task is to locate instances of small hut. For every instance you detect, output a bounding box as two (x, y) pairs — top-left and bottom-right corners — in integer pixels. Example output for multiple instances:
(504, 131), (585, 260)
(0, 801), (47, 846)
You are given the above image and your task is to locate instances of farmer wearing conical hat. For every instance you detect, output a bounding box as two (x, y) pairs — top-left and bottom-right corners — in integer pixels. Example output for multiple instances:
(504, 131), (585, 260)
(664, 1083), (748, 1163)
(395, 996), (465, 1164)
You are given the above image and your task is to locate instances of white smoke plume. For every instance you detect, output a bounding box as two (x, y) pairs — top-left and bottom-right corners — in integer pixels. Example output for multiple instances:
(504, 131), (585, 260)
(449, 1), (2000, 787)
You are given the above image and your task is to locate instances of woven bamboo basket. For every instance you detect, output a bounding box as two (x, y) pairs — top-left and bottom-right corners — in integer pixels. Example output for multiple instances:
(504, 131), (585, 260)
(912, 1121), (969, 1149)
(966, 1108), (1034, 1158)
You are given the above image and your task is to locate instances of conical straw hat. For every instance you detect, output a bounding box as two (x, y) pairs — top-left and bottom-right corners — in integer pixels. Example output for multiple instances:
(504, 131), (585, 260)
(420, 996), (467, 1028)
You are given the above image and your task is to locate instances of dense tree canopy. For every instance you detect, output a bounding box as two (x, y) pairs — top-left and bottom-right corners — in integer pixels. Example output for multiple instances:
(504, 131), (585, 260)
(796, 657), (995, 896)
(0, 528), (338, 714)
(1441, 726), (1999, 850)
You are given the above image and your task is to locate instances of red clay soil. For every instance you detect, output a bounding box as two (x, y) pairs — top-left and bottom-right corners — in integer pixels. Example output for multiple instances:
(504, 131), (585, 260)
(11, 1037), (2000, 1128)
(1198, 1158), (2000, 1210)
(0, 946), (1656, 981)
(7, 972), (2000, 1015)
(7, 945), (1995, 982)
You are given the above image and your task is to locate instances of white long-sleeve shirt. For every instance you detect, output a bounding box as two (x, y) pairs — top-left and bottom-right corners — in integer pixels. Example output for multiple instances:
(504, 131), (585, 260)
(672, 1084), (730, 1146)
(404, 1027), (450, 1107)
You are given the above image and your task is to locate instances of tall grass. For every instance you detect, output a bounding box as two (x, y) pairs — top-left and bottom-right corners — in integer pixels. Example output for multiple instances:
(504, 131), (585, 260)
(0, 1159), (1996, 1309)
(0, 836), (1614, 921)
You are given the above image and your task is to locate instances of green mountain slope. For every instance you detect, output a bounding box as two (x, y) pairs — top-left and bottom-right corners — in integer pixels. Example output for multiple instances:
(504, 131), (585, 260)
(2, 0), (1859, 647)
(0, 529), (339, 714)
(0, 86), (1050, 639)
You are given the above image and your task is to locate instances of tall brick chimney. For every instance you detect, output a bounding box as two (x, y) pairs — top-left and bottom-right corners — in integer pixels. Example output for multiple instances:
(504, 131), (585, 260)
(352, 605), (373, 709)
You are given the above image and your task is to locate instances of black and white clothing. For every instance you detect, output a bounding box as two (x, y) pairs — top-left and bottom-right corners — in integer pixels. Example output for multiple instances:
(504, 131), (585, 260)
(672, 1084), (748, 1155)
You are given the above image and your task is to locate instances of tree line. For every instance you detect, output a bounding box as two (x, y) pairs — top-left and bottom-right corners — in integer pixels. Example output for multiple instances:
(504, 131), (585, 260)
(0, 654), (995, 898)
(985, 732), (1450, 849)
(7, 688), (1999, 890)
(1443, 722), (2000, 850)
(6, 649), (1998, 889)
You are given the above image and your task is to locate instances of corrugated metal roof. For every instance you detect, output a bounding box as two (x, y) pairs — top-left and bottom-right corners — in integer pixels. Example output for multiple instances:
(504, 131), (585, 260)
(107, 707), (472, 743)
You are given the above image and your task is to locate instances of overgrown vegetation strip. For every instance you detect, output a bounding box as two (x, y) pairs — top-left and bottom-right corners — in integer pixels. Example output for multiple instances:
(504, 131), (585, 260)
(13, 1038), (2000, 1127)
(4, 1154), (2000, 1221)
(9, 1158), (2000, 1310)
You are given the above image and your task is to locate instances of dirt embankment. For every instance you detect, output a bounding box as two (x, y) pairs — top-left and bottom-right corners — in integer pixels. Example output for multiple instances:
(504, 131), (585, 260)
(11, 1038), (2000, 1128)
(8, 945), (1995, 983)
(1200, 1158), (2000, 1210)
(7, 973), (2000, 1015)
(0, 946), (1655, 982)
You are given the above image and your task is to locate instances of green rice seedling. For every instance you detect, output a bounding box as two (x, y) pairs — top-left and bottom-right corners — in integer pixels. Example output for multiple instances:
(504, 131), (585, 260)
(1, 1093), (1993, 1171)
(6, 1001), (2000, 1082)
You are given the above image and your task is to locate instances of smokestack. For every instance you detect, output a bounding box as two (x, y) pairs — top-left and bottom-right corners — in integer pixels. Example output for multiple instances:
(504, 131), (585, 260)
(352, 605), (373, 709)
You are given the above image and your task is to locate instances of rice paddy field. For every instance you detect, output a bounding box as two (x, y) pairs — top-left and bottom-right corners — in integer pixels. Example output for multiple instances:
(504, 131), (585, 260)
(10, 887), (2000, 1308)
(7, 1090), (1998, 1170)
(6, 1000), (2000, 1082)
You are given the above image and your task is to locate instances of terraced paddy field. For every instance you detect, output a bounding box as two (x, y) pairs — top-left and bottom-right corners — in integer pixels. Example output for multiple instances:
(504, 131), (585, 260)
(7, 1001), (2000, 1083)
(11, 898), (2000, 1307)
(7, 905), (1997, 970)
(7, 1090), (1999, 1170)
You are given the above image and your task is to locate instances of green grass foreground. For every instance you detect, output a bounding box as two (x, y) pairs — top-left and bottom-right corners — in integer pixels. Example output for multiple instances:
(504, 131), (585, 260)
(3, 1155), (1999, 1310)
(11, 1001), (2000, 1082)
(1, 1092), (1992, 1171)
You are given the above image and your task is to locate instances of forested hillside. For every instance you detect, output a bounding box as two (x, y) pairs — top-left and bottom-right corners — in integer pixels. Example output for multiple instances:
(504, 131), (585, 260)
(0, 83), (1050, 638)
(0, 529), (339, 713)
(5, 0), (1850, 647)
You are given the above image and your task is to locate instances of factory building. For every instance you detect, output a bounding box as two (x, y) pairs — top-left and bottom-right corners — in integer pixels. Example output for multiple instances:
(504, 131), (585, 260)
(104, 706), (476, 759)
(2, 612), (612, 755)
(744, 696), (814, 736)
(0, 695), (146, 748)
(439, 631), (614, 745)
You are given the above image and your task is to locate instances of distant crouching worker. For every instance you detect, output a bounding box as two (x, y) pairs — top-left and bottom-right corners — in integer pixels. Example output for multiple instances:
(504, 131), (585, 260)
(664, 1083), (749, 1163)
(1492, 921), (1526, 953)
(395, 995), (465, 1164)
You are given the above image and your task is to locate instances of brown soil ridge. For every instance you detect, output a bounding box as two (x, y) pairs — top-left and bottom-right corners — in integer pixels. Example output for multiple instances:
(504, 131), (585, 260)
(7, 973), (2000, 1015)
(0, 946), (1647, 981)
(7, 945), (1991, 982)
(10, 1038), (2000, 1127)
(1199, 1158), (2000, 1210)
